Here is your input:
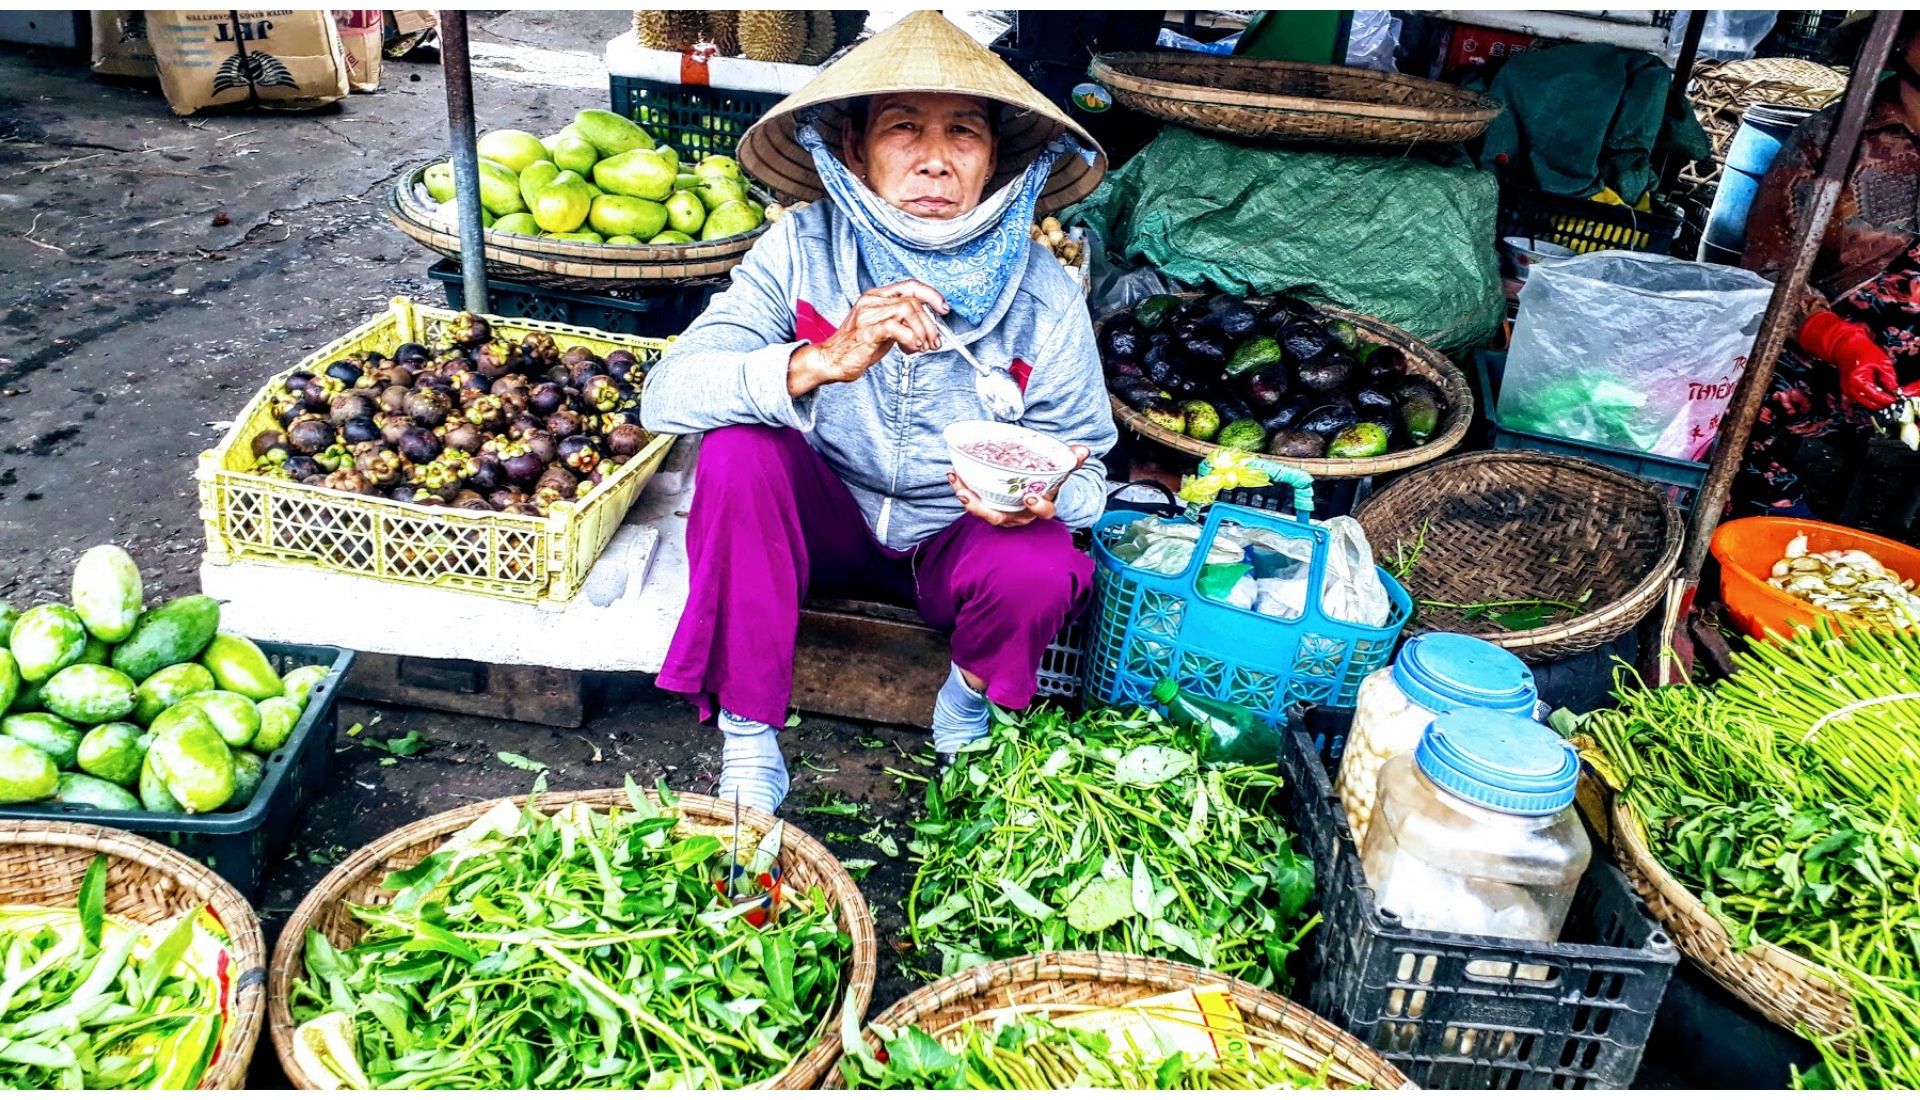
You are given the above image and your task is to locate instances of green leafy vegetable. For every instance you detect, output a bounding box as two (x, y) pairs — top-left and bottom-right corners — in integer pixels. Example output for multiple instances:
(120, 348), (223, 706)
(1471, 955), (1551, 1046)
(493, 750), (548, 772)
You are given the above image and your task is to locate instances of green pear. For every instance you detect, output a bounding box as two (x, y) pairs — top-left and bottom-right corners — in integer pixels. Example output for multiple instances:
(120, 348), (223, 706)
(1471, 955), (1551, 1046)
(491, 212), (540, 236)
(476, 157), (526, 216)
(531, 169), (593, 233)
(475, 129), (548, 174)
(572, 108), (654, 158)
(548, 131), (599, 176)
(423, 161), (456, 203)
(604, 234), (641, 245)
(648, 230), (695, 245)
(518, 160), (560, 209)
(701, 199), (762, 241)
(696, 176), (749, 211)
(588, 194), (669, 240)
(665, 190), (706, 236)
(673, 173), (701, 191)
(593, 148), (676, 201)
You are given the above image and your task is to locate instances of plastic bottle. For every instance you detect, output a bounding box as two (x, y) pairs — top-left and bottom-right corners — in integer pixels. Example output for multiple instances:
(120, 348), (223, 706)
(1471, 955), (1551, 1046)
(1152, 678), (1281, 764)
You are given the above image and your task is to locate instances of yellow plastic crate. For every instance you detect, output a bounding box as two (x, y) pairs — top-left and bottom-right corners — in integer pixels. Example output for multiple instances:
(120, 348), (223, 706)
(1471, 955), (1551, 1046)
(197, 297), (675, 607)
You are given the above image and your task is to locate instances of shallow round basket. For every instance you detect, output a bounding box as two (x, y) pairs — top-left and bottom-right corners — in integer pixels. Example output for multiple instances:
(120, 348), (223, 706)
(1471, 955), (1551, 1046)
(1091, 52), (1501, 145)
(0, 820), (267, 1089)
(821, 952), (1410, 1089)
(1101, 297), (1472, 479)
(1352, 450), (1683, 660)
(387, 161), (770, 290)
(1611, 801), (1853, 1039)
(269, 790), (877, 1090)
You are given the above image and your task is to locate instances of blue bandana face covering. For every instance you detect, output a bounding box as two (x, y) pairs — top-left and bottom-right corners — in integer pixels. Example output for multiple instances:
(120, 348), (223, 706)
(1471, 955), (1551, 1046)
(796, 117), (1091, 325)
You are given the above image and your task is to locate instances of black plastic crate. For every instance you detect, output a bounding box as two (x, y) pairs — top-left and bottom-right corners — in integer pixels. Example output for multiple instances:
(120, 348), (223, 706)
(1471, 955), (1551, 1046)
(1281, 706), (1677, 1089)
(1473, 349), (1709, 516)
(1759, 9), (1848, 61)
(0, 642), (354, 899)
(429, 260), (723, 339)
(1498, 190), (1682, 258)
(609, 74), (783, 164)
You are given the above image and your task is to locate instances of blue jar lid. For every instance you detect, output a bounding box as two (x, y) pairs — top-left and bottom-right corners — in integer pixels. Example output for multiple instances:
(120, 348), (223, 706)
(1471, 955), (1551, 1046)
(1414, 708), (1579, 816)
(1392, 633), (1538, 716)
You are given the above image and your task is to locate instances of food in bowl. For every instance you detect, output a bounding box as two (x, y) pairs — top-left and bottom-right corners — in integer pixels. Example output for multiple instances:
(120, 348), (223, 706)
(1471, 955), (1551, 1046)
(944, 421), (1077, 513)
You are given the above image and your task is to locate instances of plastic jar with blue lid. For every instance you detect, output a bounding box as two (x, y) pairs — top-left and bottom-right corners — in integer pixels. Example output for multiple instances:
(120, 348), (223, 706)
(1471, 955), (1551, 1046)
(1337, 632), (1538, 847)
(1360, 707), (1591, 941)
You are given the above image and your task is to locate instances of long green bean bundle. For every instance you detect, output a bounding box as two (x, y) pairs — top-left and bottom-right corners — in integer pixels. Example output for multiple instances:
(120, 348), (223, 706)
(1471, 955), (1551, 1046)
(1589, 621), (1920, 1090)
(288, 784), (850, 1089)
(908, 706), (1314, 988)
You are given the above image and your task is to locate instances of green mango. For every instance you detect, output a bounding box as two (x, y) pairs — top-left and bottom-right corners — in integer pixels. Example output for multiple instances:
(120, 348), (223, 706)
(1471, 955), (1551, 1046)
(279, 665), (331, 710)
(588, 194), (668, 241)
(544, 230), (605, 243)
(0, 735), (58, 804)
(78, 721), (147, 787)
(695, 177), (749, 211)
(10, 604), (87, 682)
(475, 129), (549, 174)
(700, 200), (762, 242)
(476, 158), (527, 217)
(673, 172), (700, 191)
(78, 635), (110, 666)
(147, 708), (234, 813)
(571, 108), (654, 158)
(42, 664), (137, 725)
(72, 545), (144, 643)
(111, 595), (220, 682)
(224, 750), (266, 811)
(591, 148), (675, 202)
(603, 234), (641, 245)
(696, 154), (742, 179)
(665, 190), (706, 236)
(0, 713), (81, 769)
(134, 663), (218, 726)
(183, 690), (261, 749)
(253, 696), (303, 754)
(199, 633), (284, 701)
(518, 159), (560, 209)
(9, 678), (44, 716)
(648, 230), (695, 245)
(531, 170), (593, 233)
(423, 160), (456, 203)
(0, 601), (18, 642)
(548, 132), (599, 177)
(57, 773), (141, 812)
(491, 212), (540, 237)
(139, 755), (184, 814)
(0, 651), (17, 715)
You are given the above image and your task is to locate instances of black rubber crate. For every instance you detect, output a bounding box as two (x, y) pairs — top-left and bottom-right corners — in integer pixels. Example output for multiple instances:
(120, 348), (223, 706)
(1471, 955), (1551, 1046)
(428, 260), (723, 339)
(1498, 190), (1682, 258)
(0, 643), (354, 899)
(1280, 707), (1677, 1089)
(609, 74), (783, 163)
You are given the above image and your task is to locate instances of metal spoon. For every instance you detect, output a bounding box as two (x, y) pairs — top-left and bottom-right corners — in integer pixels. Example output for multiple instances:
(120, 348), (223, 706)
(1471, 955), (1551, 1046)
(925, 305), (1024, 421)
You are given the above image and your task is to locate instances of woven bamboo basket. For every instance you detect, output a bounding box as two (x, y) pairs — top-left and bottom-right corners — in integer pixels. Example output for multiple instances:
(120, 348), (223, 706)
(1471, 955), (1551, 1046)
(1351, 450), (1683, 660)
(821, 952), (1411, 1089)
(0, 820), (267, 1089)
(1101, 297), (1472, 478)
(1679, 57), (1845, 192)
(1610, 800), (1854, 1038)
(387, 161), (773, 289)
(1091, 53), (1500, 145)
(268, 790), (876, 1090)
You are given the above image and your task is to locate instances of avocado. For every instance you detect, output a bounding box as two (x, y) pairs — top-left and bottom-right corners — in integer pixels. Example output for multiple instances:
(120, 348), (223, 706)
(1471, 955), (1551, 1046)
(1261, 397), (1313, 435)
(1202, 294), (1261, 341)
(1101, 317), (1144, 362)
(1278, 321), (1333, 365)
(1399, 389), (1442, 444)
(1107, 359), (1144, 381)
(1182, 400), (1222, 442)
(1178, 330), (1228, 367)
(1133, 294), (1182, 331)
(1142, 397), (1187, 435)
(1353, 387), (1395, 417)
(1295, 350), (1355, 393)
(1297, 403), (1359, 438)
(1246, 367), (1289, 409)
(1329, 422), (1391, 459)
(1115, 379), (1167, 409)
(1216, 418), (1269, 453)
(1270, 430), (1327, 459)
(1324, 318), (1360, 352)
(1214, 396), (1258, 425)
(1364, 346), (1410, 385)
(1224, 335), (1284, 378)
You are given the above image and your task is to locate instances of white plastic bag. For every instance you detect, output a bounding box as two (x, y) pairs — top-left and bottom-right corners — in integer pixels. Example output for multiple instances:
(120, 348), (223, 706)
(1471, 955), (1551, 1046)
(1666, 10), (1778, 61)
(1319, 517), (1393, 628)
(1499, 251), (1773, 460)
(1344, 10), (1401, 72)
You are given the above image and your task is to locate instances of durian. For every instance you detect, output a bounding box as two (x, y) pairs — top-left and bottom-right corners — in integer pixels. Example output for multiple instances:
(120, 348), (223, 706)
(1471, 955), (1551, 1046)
(799, 10), (837, 65)
(633, 10), (704, 52)
(832, 10), (865, 50)
(702, 10), (739, 56)
(736, 10), (808, 64)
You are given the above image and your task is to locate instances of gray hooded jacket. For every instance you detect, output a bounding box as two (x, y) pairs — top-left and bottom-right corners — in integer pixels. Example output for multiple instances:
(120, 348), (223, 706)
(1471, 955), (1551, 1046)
(640, 200), (1117, 550)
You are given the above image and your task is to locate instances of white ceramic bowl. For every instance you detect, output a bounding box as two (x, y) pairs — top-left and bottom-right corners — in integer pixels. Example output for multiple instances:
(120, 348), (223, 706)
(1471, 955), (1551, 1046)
(944, 421), (1077, 512)
(1501, 235), (1577, 282)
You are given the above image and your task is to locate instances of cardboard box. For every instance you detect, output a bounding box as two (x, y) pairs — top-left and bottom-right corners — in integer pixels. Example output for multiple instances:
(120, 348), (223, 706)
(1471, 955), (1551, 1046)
(148, 10), (348, 116)
(91, 11), (157, 79)
(334, 9), (381, 92)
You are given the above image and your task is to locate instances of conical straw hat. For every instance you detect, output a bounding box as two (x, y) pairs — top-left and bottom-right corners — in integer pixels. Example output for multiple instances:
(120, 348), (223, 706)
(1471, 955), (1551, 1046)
(738, 11), (1107, 214)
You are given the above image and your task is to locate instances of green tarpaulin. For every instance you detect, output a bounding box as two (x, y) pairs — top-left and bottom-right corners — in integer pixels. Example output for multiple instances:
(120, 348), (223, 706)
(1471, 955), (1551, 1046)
(1067, 126), (1504, 353)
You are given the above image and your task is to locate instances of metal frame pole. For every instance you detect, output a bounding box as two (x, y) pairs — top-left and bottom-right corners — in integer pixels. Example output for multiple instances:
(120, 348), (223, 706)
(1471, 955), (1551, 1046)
(440, 10), (488, 314)
(1677, 10), (1903, 583)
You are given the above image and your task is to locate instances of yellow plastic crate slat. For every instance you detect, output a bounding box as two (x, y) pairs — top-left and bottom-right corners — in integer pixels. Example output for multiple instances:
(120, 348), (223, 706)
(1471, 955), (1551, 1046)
(197, 297), (675, 607)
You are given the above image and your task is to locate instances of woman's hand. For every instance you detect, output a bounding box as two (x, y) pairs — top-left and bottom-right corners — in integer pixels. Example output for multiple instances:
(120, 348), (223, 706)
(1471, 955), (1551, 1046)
(948, 445), (1090, 528)
(788, 280), (948, 397)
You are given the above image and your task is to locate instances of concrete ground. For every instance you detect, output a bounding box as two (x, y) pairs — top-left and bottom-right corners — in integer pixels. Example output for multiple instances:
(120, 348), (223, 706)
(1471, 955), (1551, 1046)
(0, 11), (928, 1083)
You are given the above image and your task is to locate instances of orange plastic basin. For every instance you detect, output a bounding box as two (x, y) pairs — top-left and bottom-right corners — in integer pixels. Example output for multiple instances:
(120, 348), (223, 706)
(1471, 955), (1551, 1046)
(1710, 516), (1920, 639)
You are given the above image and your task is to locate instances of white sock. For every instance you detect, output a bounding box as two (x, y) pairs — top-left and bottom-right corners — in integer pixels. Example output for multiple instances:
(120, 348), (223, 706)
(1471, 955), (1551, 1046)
(931, 663), (990, 754)
(716, 709), (788, 814)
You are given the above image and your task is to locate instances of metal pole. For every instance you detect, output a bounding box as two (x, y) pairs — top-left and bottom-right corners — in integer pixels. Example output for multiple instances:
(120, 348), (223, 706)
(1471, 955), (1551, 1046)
(440, 10), (488, 314)
(1657, 10), (1705, 193)
(1678, 9), (1903, 583)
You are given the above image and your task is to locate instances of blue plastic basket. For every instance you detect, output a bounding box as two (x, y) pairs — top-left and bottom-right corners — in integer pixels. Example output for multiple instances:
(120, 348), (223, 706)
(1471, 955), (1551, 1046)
(1084, 501), (1412, 722)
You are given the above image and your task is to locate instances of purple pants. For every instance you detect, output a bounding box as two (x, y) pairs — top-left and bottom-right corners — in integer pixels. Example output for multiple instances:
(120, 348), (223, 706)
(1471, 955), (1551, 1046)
(657, 425), (1093, 728)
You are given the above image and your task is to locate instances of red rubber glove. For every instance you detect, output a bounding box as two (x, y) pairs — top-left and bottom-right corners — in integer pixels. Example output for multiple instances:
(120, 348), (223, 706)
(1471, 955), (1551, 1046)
(1799, 310), (1898, 412)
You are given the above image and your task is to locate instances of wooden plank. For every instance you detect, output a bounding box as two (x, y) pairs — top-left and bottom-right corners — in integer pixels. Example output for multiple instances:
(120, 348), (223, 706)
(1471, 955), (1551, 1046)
(791, 600), (949, 727)
(342, 652), (586, 728)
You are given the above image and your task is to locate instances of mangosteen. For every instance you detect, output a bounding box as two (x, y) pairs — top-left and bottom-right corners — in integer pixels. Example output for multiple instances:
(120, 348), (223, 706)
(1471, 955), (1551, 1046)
(356, 448), (403, 487)
(377, 414), (415, 447)
(607, 423), (647, 458)
(377, 384), (411, 415)
(449, 490), (494, 512)
(301, 474), (329, 487)
(506, 501), (543, 517)
(491, 373), (531, 399)
(312, 442), (354, 472)
(324, 359), (362, 388)
(250, 429), (285, 458)
(451, 311), (491, 347)
(330, 393), (377, 426)
(528, 382), (567, 417)
(488, 486), (529, 511)
(341, 417), (382, 446)
(465, 395), (507, 431)
(558, 435), (601, 475)
(535, 464), (577, 495)
(474, 341), (512, 378)
(394, 341), (430, 364)
(443, 421), (484, 455)
(503, 450), (545, 488)
(283, 455), (323, 482)
(580, 375), (622, 413)
(373, 363), (415, 390)
(468, 455), (505, 495)
(285, 416), (335, 456)
(545, 409), (584, 439)
(284, 370), (317, 393)
(569, 359), (609, 389)
(605, 349), (638, 379)
(508, 414), (544, 441)
(397, 427), (443, 465)
(521, 431), (556, 466)
(300, 383), (333, 414)
(405, 388), (453, 428)
(322, 468), (374, 495)
(560, 345), (595, 368)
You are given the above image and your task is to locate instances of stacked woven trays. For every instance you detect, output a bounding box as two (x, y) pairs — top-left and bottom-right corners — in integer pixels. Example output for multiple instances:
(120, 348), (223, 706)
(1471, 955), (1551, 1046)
(1678, 57), (1846, 194)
